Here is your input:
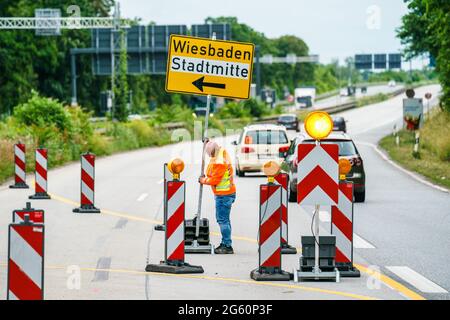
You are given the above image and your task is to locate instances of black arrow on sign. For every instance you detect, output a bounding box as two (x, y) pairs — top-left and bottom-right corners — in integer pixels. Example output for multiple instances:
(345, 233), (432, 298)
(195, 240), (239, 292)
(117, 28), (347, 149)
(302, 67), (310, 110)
(192, 76), (226, 92)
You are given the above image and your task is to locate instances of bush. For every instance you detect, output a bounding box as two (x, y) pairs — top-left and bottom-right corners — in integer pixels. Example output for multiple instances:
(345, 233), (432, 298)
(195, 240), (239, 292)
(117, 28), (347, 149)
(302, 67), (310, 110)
(217, 102), (250, 119)
(14, 91), (72, 134)
(243, 99), (271, 118)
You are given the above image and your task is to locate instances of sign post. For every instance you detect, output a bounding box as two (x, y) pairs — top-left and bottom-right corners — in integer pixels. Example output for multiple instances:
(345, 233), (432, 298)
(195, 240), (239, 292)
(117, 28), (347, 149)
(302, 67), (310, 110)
(166, 33), (254, 254)
(403, 90), (423, 158)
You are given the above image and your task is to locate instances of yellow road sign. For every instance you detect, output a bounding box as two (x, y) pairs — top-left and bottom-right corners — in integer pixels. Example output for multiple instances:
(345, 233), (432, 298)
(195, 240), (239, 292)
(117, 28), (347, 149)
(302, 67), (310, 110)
(165, 35), (255, 99)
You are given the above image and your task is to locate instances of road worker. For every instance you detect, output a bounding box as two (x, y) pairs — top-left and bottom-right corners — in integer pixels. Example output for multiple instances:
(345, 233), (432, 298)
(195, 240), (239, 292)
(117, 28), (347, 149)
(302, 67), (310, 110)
(199, 140), (236, 254)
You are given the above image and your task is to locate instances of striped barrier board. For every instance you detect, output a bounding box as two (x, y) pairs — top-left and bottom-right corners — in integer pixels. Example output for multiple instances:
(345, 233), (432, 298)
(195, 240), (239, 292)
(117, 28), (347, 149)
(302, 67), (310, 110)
(331, 181), (360, 277)
(297, 144), (339, 205)
(9, 143), (29, 189)
(73, 153), (100, 213)
(251, 183), (290, 281)
(165, 180), (186, 263)
(13, 208), (44, 224)
(145, 178), (203, 274)
(274, 173), (296, 254)
(29, 148), (51, 199)
(7, 221), (45, 300)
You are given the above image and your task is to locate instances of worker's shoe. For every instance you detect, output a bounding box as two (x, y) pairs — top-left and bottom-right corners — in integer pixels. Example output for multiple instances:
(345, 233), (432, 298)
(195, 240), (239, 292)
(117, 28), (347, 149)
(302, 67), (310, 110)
(214, 244), (234, 254)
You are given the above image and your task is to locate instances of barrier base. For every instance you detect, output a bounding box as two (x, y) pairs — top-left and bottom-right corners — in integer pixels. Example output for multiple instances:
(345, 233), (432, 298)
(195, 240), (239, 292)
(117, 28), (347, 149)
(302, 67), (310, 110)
(281, 243), (297, 255)
(73, 205), (101, 214)
(336, 264), (361, 278)
(294, 268), (340, 282)
(154, 224), (165, 231)
(9, 183), (29, 189)
(29, 193), (51, 200)
(250, 268), (291, 281)
(185, 241), (214, 254)
(145, 261), (204, 274)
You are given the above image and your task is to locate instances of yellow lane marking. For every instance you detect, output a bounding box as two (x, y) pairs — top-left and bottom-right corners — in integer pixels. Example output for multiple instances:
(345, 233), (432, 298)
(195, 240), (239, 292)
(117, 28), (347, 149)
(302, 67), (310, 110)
(48, 192), (424, 300)
(0, 263), (377, 300)
(354, 264), (425, 300)
(50, 192), (253, 242)
(49, 193), (162, 225)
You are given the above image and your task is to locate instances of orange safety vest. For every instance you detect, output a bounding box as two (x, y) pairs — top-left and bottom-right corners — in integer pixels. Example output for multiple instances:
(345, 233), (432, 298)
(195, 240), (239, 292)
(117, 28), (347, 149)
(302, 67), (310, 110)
(204, 148), (236, 196)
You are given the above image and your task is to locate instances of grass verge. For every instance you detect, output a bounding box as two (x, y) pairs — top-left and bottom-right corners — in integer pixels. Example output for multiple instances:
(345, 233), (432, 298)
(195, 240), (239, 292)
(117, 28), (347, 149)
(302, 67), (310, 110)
(379, 109), (450, 189)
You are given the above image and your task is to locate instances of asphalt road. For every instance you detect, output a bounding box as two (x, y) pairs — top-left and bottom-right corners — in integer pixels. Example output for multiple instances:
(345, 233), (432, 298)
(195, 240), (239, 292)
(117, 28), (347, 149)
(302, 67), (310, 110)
(313, 84), (404, 110)
(0, 84), (447, 300)
(336, 84), (450, 300)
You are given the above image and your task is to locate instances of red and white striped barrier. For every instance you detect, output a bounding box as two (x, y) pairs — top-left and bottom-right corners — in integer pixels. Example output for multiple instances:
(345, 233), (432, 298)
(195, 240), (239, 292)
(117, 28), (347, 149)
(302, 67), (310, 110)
(331, 181), (360, 277)
(7, 218), (45, 300)
(13, 202), (44, 224)
(146, 177), (203, 274)
(274, 173), (296, 254)
(29, 148), (51, 199)
(9, 143), (29, 189)
(297, 144), (339, 205)
(295, 143), (340, 282)
(251, 183), (290, 281)
(165, 180), (186, 263)
(73, 153), (100, 213)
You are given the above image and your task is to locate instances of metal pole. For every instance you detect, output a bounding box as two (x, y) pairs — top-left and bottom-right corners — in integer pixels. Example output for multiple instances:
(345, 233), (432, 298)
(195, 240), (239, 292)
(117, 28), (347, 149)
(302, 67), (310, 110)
(194, 32), (216, 241)
(71, 52), (77, 106)
(256, 46), (261, 97)
(313, 139), (321, 275)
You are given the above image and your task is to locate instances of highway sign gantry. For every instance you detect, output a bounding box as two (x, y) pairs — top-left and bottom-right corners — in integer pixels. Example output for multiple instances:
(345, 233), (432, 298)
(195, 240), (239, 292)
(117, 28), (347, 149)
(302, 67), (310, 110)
(165, 35), (255, 99)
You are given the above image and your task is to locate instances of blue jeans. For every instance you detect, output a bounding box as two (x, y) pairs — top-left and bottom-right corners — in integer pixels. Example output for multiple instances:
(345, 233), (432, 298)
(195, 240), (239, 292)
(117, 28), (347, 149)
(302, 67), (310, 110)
(215, 193), (236, 247)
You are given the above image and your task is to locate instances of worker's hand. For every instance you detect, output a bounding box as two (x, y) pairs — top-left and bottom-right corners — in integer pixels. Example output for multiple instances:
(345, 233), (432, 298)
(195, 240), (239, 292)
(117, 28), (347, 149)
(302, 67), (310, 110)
(198, 175), (207, 184)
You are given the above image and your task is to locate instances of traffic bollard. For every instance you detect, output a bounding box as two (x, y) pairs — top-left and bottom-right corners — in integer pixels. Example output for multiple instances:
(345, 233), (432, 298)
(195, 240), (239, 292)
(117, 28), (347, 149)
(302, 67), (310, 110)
(146, 172), (204, 274)
(29, 148), (51, 200)
(331, 181), (360, 277)
(9, 143), (29, 189)
(73, 153), (100, 213)
(251, 180), (290, 281)
(274, 173), (297, 254)
(7, 214), (45, 300)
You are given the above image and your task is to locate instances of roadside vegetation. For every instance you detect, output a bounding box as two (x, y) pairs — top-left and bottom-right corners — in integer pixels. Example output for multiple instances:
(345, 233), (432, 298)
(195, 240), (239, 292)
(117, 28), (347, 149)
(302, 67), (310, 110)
(0, 93), (280, 184)
(379, 108), (450, 189)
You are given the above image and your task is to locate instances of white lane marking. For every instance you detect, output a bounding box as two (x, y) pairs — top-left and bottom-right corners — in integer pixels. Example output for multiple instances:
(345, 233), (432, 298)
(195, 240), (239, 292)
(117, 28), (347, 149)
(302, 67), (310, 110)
(386, 266), (448, 293)
(353, 234), (375, 249)
(356, 141), (449, 194)
(137, 193), (149, 202)
(319, 211), (331, 222)
(157, 179), (164, 185)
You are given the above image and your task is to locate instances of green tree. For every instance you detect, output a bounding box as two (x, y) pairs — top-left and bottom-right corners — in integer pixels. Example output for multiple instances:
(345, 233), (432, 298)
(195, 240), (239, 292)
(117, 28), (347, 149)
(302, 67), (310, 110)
(113, 29), (129, 121)
(398, 0), (450, 111)
(0, 0), (114, 115)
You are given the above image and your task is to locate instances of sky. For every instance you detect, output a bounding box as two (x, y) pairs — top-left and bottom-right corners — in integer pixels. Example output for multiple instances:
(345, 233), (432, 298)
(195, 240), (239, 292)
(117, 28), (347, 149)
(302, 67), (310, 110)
(120, 0), (426, 68)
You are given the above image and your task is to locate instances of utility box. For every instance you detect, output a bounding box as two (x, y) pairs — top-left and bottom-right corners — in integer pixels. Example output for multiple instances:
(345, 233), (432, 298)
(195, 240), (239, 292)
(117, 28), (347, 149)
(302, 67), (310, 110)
(300, 236), (336, 272)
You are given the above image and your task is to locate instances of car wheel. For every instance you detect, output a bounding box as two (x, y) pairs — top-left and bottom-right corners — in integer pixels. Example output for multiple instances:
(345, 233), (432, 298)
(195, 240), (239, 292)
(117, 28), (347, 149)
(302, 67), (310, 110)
(354, 190), (365, 203)
(288, 186), (297, 202)
(236, 163), (245, 177)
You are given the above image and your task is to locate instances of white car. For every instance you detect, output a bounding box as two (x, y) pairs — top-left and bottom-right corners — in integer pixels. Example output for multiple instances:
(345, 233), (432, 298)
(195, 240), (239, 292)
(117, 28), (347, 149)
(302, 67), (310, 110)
(232, 124), (290, 177)
(388, 80), (396, 87)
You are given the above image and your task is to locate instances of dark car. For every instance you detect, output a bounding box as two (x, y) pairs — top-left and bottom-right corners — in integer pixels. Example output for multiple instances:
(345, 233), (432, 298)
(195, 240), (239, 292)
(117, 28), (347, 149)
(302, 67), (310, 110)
(277, 114), (299, 132)
(283, 132), (366, 202)
(332, 116), (347, 133)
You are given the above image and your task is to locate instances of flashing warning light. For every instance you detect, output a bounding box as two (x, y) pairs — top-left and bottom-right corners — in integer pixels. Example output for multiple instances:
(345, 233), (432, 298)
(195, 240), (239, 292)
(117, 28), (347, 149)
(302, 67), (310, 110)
(263, 161), (281, 183)
(339, 158), (352, 180)
(168, 158), (185, 179)
(304, 111), (333, 140)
